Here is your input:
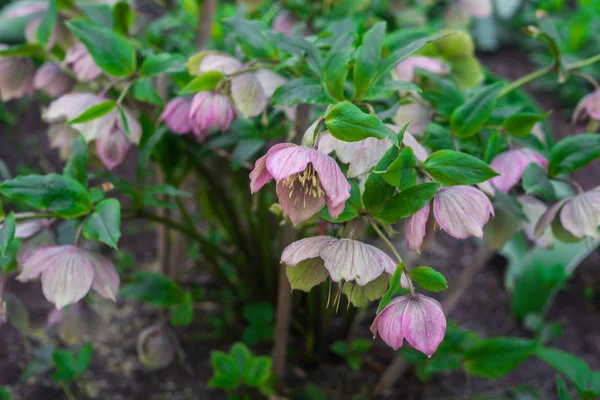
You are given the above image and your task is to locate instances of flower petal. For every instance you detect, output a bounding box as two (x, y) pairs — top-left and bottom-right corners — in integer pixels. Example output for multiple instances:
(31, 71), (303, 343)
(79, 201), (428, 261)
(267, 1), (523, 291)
(406, 205), (430, 253)
(266, 144), (312, 182)
(17, 246), (66, 281)
(433, 186), (494, 239)
(320, 239), (395, 286)
(402, 295), (446, 357)
(281, 236), (336, 266)
(249, 143), (294, 193)
(87, 251), (120, 302)
(518, 195), (554, 248)
(486, 149), (548, 193)
(231, 71), (267, 118)
(310, 149), (351, 212)
(96, 127), (131, 170)
(370, 296), (410, 350)
(560, 187), (600, 238)
(534, 198), (569, 239)
(276, 180), (326, 225)
(255, 69), (287, 98)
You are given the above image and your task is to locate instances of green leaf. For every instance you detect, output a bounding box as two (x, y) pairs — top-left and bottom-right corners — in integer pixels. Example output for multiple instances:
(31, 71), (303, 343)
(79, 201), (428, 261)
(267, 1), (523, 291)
(362, 80), (421, 100)
(119, 272), (184, 306)
(52, 343), (93, 382)
(0, 174), (92, 218)
(319, 180), (361, 223)
(66, 19), (136, 77)
(418, 69), (465, 118)
(207, 374), (239, 390)
(178, 71), (224, 95)
(375, 147), (416, 190)
(408, 266), (448, 292)
(354, 22), (386, 100)
(522, 163), (555, 201)
(464, 337), (537, 378)
(170, 291), (194, 326)
(377, 263), (405, 313)
(423, 150), (499, 186)
(244, 357), (272, 387)
(132, 78), (164, 105)
(224, 14), (278, 60)
(37, 0), (57, 46)
(536, 347), (592, 391)
(450, 82), (504, 138)
(63, 136), (88, 186)
(0, 44), (45, 57)
(502, 111), (551, 138)
(373, 182), (440, 224)
(286, 259), (329, 292)
(0, 387), (11, 400)
(269, 32), (323, 77)
(140, 53), (186, 77)
(363, 146), (400, 215)
(342, 274), (390, 307)
(83, 198), (121, 248)
(324, 101), (398, 145)
(323, 33), (354, 100)
(68, 101), (116, 125)
(137, 125), (167, 182)
(271, 78), (331, 106)
(0, 212), (15, 257)
(330, 341), (348, 356)
(112, 1), (134, 36)
(211, 351), (240, 378)
(230, 343), (251, 375)
(556, 374), (573, 400)
(378, 33), (448, 78)
(483, 130), (507, 164)
(548, 134), (600, 176)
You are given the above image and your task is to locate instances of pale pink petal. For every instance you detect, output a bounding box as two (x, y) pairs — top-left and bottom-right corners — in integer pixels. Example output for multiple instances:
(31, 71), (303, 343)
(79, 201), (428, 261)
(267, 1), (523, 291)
(584, 90), (600, 121)
(87, 252), (119, 302)
(231, 71), (267, 118)
(0, 48), (35, 101)
(487, 149), (548, 193)
(560, 187), (600, 238)
(281, 236), (336, 266)
(65, 42), (102, 82)
(433, 186), (494, 239)
(320, 239), (394, 286)
(534, 198), (568, 239)
(40, 247), (95, 309)
(394, 56), (449, 82)
(189, 91), (235, 138)
(198, 53), (243, 75)
(266, 145), (312, 182)
(402, 295), (446, 357)
(4, 3), (47, 18)
(96, 127), (131, 170)
(310, 149), (351, 214)
(250, 143), (295, 193)
(118, 107), (142, 144)
(459, 0), (493, 17)
(276, 181), (326, 225)
(255, 69), (287, 98)
(370, 296), (409, 350)
(315, 132), (340, 155)
(392, 102), (432, 136)
(17, 246), (66, 281)
(518, 195), (554, 248)
(406, 205), (431, 253)
(161, 97), (192, 135)
(34, 62), (73, 97)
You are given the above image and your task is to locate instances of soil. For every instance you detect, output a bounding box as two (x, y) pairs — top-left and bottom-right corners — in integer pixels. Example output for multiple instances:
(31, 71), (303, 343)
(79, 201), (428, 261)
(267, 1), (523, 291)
(0, 49), (599, 400)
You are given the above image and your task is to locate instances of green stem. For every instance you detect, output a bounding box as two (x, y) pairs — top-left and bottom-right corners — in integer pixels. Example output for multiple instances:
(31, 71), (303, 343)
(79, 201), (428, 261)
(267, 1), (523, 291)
(566, 53), (600, 71)
(0, 212), (55, 223)
(59, 382), (77, 400)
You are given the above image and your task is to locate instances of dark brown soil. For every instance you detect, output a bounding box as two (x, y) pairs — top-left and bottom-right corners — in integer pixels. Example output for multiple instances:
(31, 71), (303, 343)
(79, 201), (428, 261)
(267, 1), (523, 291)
(0, 49), (599, 400)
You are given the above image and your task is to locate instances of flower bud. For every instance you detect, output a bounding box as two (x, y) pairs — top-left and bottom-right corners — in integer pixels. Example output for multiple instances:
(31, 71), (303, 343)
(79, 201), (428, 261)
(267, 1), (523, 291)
(137, 325), (176, 370)
(65, 42), (102, 82)
(34, 62), (73, 97)
(371, 294), (446, 357)
(189, 91), (236, 140)
(0, 44), (35, 101)
(160, 97), (193, 135)
(394, 56), (449, 83)
(573, 89), (600, 123)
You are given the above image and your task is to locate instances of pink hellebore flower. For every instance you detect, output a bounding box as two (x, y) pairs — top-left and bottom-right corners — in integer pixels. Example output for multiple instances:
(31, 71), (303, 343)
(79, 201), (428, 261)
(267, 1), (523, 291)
(17, 246), (120, 309)
(518, 196), (554, 248)
(0, 213), (49, 240)
(160, 97), (193, 135)
(45, 93), (141, 170)
(394, 56), (449, 83)
(0, 44), (35, 101)
(34, 62), (73, 97)
(479, 149), (548, 194)
(250, 144), (351, 225)
(407, 186), (494, 253)
(371, 294), (446, 357)
(189, 91), (236, 140)
(65, 42), (102, 82)
(537, 187), (600, 239)
(572, 89), (600, 123)
(392, 101), (433, 136)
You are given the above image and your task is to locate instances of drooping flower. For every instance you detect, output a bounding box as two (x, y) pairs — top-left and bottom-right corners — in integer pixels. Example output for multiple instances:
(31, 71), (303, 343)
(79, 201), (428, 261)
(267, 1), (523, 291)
(48, 124), (79, 160)
(192, 52), (243, 75)
(572, 89), (600, 123)
(189, 91), (236, 140)
(392, 101), (433, 136)
(45, 93), (141, 169)
(17, 245), (120, 309)
(137, 325), (177, 370)
(160, 97), (193, 135)
(282, 236), (406, 306)
(559, 187), (600, 239)
(518, 195), (554, 248)
(47, 302), (108, 345)
(406, 185), (494, 253)
(479, 148), (548, 194)
(393, 56), (449, 83)
(0, 213), (49, 240)
(65, 42), (102, 82)
(0, 44), (35, 101)
(371, 294), (446, 356)
(34, 62), (73, 97)
(250, 144), (351, 225)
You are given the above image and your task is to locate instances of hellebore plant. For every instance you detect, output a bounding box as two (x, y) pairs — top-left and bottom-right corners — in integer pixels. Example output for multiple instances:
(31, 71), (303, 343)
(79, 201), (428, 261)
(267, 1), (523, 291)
(0, 1), (600, 398)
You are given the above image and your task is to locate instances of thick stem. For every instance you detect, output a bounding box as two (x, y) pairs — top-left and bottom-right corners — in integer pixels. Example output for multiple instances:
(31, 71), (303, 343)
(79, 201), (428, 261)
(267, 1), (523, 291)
(197, 0), (216, 51)
(374, 247), (495, 394)
(272, 253), (292, 384)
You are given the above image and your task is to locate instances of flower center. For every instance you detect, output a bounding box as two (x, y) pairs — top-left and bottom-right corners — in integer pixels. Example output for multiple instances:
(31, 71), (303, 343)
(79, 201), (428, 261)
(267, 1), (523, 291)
(281, 163), (325, 205)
